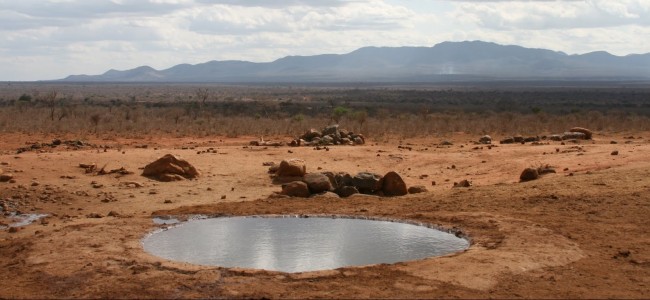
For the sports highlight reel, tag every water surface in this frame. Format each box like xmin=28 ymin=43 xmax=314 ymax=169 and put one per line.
xmin=143 ymin=216 xmax=469 ymax=273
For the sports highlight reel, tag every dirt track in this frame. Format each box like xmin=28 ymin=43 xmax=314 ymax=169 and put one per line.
xmin=0 ymin=132 xmax=649 ymax=298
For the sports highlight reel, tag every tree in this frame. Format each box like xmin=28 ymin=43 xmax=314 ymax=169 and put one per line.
xmin=331 ymin=106 xmax=349 ymax=124
xmin=196 ymin=88 xmax=210 ymax=106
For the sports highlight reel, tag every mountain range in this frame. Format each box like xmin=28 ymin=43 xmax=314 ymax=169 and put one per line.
xmin=61 ymin=41 xmax=650 ymax=82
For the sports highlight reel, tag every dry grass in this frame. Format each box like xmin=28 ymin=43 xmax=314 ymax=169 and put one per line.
xmin=1 ymin=103 xmax=649 ymax=141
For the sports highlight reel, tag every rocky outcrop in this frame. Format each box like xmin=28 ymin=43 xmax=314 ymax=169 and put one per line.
xmin=291 ymin=124 xmax=365 ymax=146
xmin=142 ymin=154 xmax=199 ymax=182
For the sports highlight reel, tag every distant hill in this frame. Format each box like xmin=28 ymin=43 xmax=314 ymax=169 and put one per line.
xmin=60 ymin=41 xmax=650 ymax=82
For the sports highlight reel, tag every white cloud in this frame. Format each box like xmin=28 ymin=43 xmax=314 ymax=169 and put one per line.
xmin=0 ymin=0 xmax=649 ymax=80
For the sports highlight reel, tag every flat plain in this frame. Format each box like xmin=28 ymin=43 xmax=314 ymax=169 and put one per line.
xmin=0 ymin=83 xmax=649 ymax=298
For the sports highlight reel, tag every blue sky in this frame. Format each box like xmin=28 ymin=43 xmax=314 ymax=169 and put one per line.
xmin=0 ymin=0 xmax=649 ymax=81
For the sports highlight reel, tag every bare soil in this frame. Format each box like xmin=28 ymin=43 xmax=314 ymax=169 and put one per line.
xmin=0 ymin=132 xmax=648 ymax=298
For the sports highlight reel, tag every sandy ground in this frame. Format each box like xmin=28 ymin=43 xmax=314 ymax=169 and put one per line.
xmin=0 ymin=132 xmax=648 ymax=298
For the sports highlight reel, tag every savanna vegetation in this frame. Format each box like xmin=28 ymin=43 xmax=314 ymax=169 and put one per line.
xmin=1 ymin=82 xmax=649 ymax=141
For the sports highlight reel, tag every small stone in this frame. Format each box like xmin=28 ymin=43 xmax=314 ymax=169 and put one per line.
xmin=220 ymin=195 xmax=226 ymax=200
xmin=453 ymin=180 xmax=471 ymax=188
xmin=520 ymin=168 xmax=539 ymax=182
xmin=611 ymin=150 xmax=619 ymax=155
xmin=408 ymin=185 xmax=428 ymax=194
xmin=163 ymin=199 xmax=172 ymax=204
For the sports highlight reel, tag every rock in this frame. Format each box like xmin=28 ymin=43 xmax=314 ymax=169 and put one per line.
xmin=303 ymin=173 xmax=334 ymax=194
xmin=569 ymin=127 xmax=593 ymax=139
xmin=440 ymin=141 xmax=453 ymax=146
xmin=276 ymin=159 xmax=307 ymax=177
xmin=310 ymin=192 xmax=340 ymax=199
xmin=611 ymin=150 xmax=619 ymax=155
xmin=334 ymin=172 xmax=354 ymax=189
xmin=351 ymin=134 xmax=365 ymax=145
xmin=52 ymin=139 xmax=62 ymax=146
xmin=523 ymin=136 xmax=536 ymax=143
xmin=520 ymin=168 xmax=539 ymax=182
xmin=500 ymin=137 xmax=515 ymax=144
xmin=562 ymin=132 xmax=586 ymax=140
xmin=0 ymin=173 xmax=14 ymax=182
xmin=352 ymin=172 xmax=383 ymax=194
xmin=301 ymin=129 xmax=322 ymax=140
xmin=381 ymin=171 xmax=408 ymax=196
xmin=321 ymin=135 xmax=334 ymax=145
xmin=86 ymin=213 xmax=103 ymax=218
xmin=322 ymin=124 xmax=339 ymax=136
xmin=158 ymin=174 xmax=185 ymax=182
xmin=281 ymin=181 xmax=310 ymax=198
xmin=268 ymin=164 xmax=280 ymax=174
xmin=549 ymin=134 xmax=563 ymax=141
xmin=479 ymin=135 xmax=492 ymax=144
xmin=453 ymin=180 xmax=471 ymax=188
xmin=336 ymin=186 xmax=359 ymax=198
xmin=408 ymin=185 xmax=428 ymax=194
xmin=513 ymin=135 xmax=524 ymax=143
xmin=142 ymin=154 xmax=199 ymax=181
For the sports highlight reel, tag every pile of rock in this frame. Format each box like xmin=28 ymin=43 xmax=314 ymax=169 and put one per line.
xmin=481 ymin=127 xmax=594 ymax=145
xmin=289 ymin=125 xmax=365 ymax=147
xmin=16 ymin=139 xmax=98 ymax=154
xmin=271 ymin=159 xmax=425 ymax=198
xmin=142 ymin=154 xmax=200 ymax=182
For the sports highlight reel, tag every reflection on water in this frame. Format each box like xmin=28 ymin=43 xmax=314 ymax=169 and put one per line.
xmin=143 ymin=216 xmax=469 ymax=273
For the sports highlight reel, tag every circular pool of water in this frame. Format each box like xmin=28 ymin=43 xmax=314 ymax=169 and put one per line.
xmin=143 ymin=216 xmax=469 ymax=273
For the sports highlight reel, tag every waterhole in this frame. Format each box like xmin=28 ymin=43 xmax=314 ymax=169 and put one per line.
xmin=143 ymin=216 xmax=469 ymax=273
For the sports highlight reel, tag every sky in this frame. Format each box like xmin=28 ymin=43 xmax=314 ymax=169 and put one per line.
xmin=1 ymin=0 xmax=649 ymax=81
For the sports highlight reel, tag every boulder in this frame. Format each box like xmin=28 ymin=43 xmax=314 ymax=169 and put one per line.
xmin=303 ymin=173 xmax=334 ymax=193
xmin=301 ymin=129 xmax=322 ymax=141
xmin=142 ymin=154 xmax=199 ymax=181
xmin=408 ymin=185 xmax=428 ymax=194
xmin=562 ymin=132 xmax=586 ymax=140
xmin=569 ymin=127 xmax=593 ymax=139
xmin=334 ymin=172 xmax=354 ymax=188
xmin=520 ymin=168 xmax=539 ymax=182
xmin=381 ymin=171 xmax=408 ymax=196
xmin=500 ymin=137 xmax=515 ymax=144
xmin=281 ymin=181 xmax=310 ymax=198
xmin=479 ymin=135 xmax=492 ymax=144
xmin=352 ymin=172 xmax=383 ymax=194
xmin=549 ymin=134 xmax=563 ymax=141
xmin=351 ymin=134 xmax=365 ymax=145
xmin=524 ymin=136 xmax=539 ymax=143
xmin=0 ymin=173 xmax=13 ymax=182
xmin=513 ymin=135 xmax=524 ymax=143
xmin=276 ymin=159 xmax=306 ymax=177
xmin=336 ymin=186 xmax=359 ymax=198
xmin=322 ymin=124 xmax=339 ymax=136
xmin=321 ymin=135 xmax=334 ymax=145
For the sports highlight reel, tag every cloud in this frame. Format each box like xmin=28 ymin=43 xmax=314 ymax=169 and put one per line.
xmin=452 ymin=0 xmax=650 ymax=30
xmin=0 ymin=0 xmax=648 ymax=80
